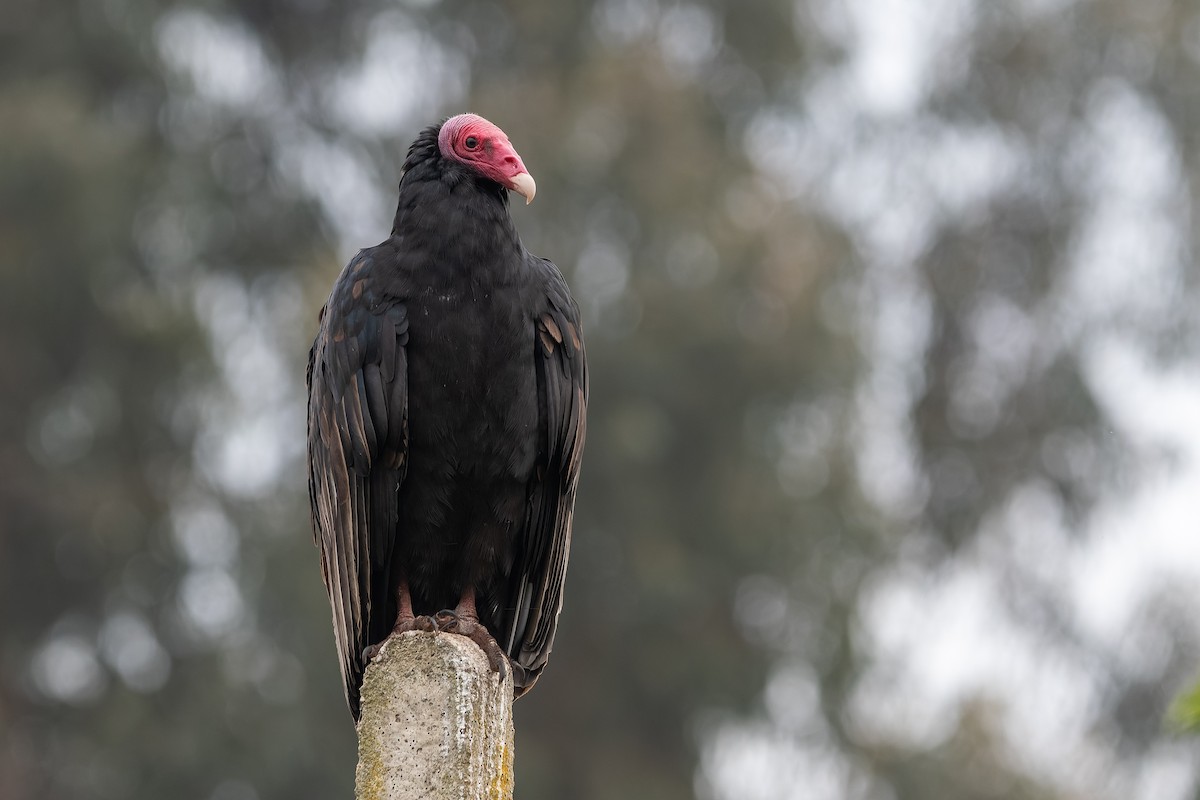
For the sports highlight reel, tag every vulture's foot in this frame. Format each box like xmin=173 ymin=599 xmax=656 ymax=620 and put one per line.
xmin=403 ymin=614 xmax=439 ymax=633
xmin=361 ymin=614 xmax=438 ymax=662
xmin=434 ymin=609 xmax=511 ymax=683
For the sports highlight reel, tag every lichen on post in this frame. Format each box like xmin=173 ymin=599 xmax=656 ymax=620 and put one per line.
xmin=354 ymin=631 xmax=515 ymax=800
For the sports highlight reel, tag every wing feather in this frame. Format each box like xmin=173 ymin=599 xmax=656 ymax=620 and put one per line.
xmin=307 ymin=253 xmax=409 ymax=718
xmin=504 ymin=259 xmax=588 ymax=696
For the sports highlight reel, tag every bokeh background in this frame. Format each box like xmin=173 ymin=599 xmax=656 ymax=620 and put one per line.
xmin=4 ymin=0 xmax=1200 ymax=797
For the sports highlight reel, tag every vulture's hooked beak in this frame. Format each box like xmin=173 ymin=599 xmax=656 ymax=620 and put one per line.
xmin=509 ymin=172 xmax=536 ymax=205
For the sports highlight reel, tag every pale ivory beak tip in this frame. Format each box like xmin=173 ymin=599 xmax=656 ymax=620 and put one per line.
xmin=510 ymin=172 xmax=536 ymax=205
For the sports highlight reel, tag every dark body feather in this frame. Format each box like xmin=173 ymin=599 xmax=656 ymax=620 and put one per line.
xmin=307 ymin=121 xmax=587 ymax=719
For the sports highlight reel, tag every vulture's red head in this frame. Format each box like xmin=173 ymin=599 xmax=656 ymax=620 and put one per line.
xmin=438 ymin=113 xmax=537 ymax=204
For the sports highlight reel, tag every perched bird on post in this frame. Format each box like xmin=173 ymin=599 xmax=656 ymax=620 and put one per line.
xmin=306 ymin=114 xmax=587 ymax=719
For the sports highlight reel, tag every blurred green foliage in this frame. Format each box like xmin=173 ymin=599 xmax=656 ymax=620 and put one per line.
xmin=3 ymin=0 xmax=1199 ymax=799
xmin=1170 ymin=679 xmax=1200 ymax=734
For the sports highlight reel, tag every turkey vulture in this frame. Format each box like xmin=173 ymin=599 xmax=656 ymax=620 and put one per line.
xmin=306 ymin=114 xmax=587 ymax=719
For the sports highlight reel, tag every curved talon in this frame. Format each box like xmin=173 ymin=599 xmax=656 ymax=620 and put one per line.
xmin=496 ymin=652 xmax=510 ymax=684
xmin=434 ymin=609 xmax=460 ymax=631
xmin=452 ymin=618 xmax=512 ymax=681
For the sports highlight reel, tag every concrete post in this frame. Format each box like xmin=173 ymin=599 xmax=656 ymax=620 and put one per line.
xmin=354 ymin=631 xmax=514 ymax=800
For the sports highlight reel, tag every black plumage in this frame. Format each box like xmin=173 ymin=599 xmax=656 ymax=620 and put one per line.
xmin=306 ymin=115 xmax=587 ymax=719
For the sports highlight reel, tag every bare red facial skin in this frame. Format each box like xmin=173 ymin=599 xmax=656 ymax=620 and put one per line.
xmin=437 ymin=114 xmax=532 ymax=192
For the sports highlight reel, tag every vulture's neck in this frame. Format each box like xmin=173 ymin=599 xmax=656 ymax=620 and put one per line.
xmin=390 ymin=159 xmax=523 ymax=267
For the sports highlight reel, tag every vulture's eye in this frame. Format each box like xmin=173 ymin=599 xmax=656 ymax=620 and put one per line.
xmin=465 ymin=136 xmax=479 ymax=149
